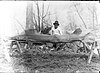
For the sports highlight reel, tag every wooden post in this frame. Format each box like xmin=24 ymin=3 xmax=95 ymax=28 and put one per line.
xmin=87 ymin=48 xmax=94 ymax=64
xmin=16 ymin=41 xmax=21 ymax=53
xmin=87 ymin=42 xmax=95 ymax=64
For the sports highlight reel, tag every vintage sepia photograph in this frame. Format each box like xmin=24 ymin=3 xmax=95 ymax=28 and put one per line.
xmin=0 ymin=1 xmax=100 ymax=73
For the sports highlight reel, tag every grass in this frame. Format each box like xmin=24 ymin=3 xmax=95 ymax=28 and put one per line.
xmin=10 ymin=50 xmax=100 ymax=73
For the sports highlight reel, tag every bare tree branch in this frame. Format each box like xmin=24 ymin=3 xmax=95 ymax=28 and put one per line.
xmin=14 ymin=22 xmax=20 ymax=35
xmin=87 ymin=6 xmax=95 ymax=29
xmin=87 ymin=4 xmax=98 ymax=30
xmin=36 ymin=2 xmax=41 ymax=32
xmin=32 ymin=11 xmax=38 ymax=29
xmin=73 ymin=3 xmax=87 ymax=29
xmin=14 ymin=18 xmax=25 ymax=31
xmin=41 ymin=3 xmax=44 ymax=31
xmin=94 ymin=10 xmax=98 ymax=25
xmin=48 ymin=11 xmax=52 ymax=26
xmin=43 ymin=4 xmax=50 ymax=18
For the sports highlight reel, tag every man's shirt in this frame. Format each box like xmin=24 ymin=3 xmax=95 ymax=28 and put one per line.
xmin=50 ymin=27 xmax=62 ymax=35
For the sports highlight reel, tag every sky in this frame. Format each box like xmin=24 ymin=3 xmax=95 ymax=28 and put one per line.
xmin=0 ymin=1 xmax=100 ymax=38
xmin=0 ymin=2 xmax=26 ymax=37
xmin=0 ymin=2 xmax=13 ymax=37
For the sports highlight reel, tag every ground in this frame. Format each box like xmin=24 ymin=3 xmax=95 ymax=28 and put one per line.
xmin=0 ymin=41 xmax=100 ymax=73
xmin=10 ymin=50 xmax=100 ymax=73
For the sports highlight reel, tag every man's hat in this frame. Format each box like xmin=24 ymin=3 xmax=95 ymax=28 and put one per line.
xmin=53 ymin=21 xmax=59 ymax=26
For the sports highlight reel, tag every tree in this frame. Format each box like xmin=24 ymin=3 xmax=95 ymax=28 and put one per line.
xmin=26 ymin=2 xmax=34 ymax=30
xmin=67 ymin=13 xmax=77 ymax=31
xmin=87 ymin=4 xmax=98 ymax=30
xmin=36 ymin=2 xmax=41 ymax=32
xmin=66 ymin=3 xmax=87 ymax=32
xmin=33 ymin=2 xmax=51 ymax=33
xmin=73 ymin=3 xmax=87 ymax=29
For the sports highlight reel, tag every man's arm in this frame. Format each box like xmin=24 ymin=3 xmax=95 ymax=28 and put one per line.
xmin=58 ymin=27 xmax=62 ymax=35
xmin=58 ymin=30 xmax=61 ymax=35
xmin=52 ymin=30 xmax=54 ymax=35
